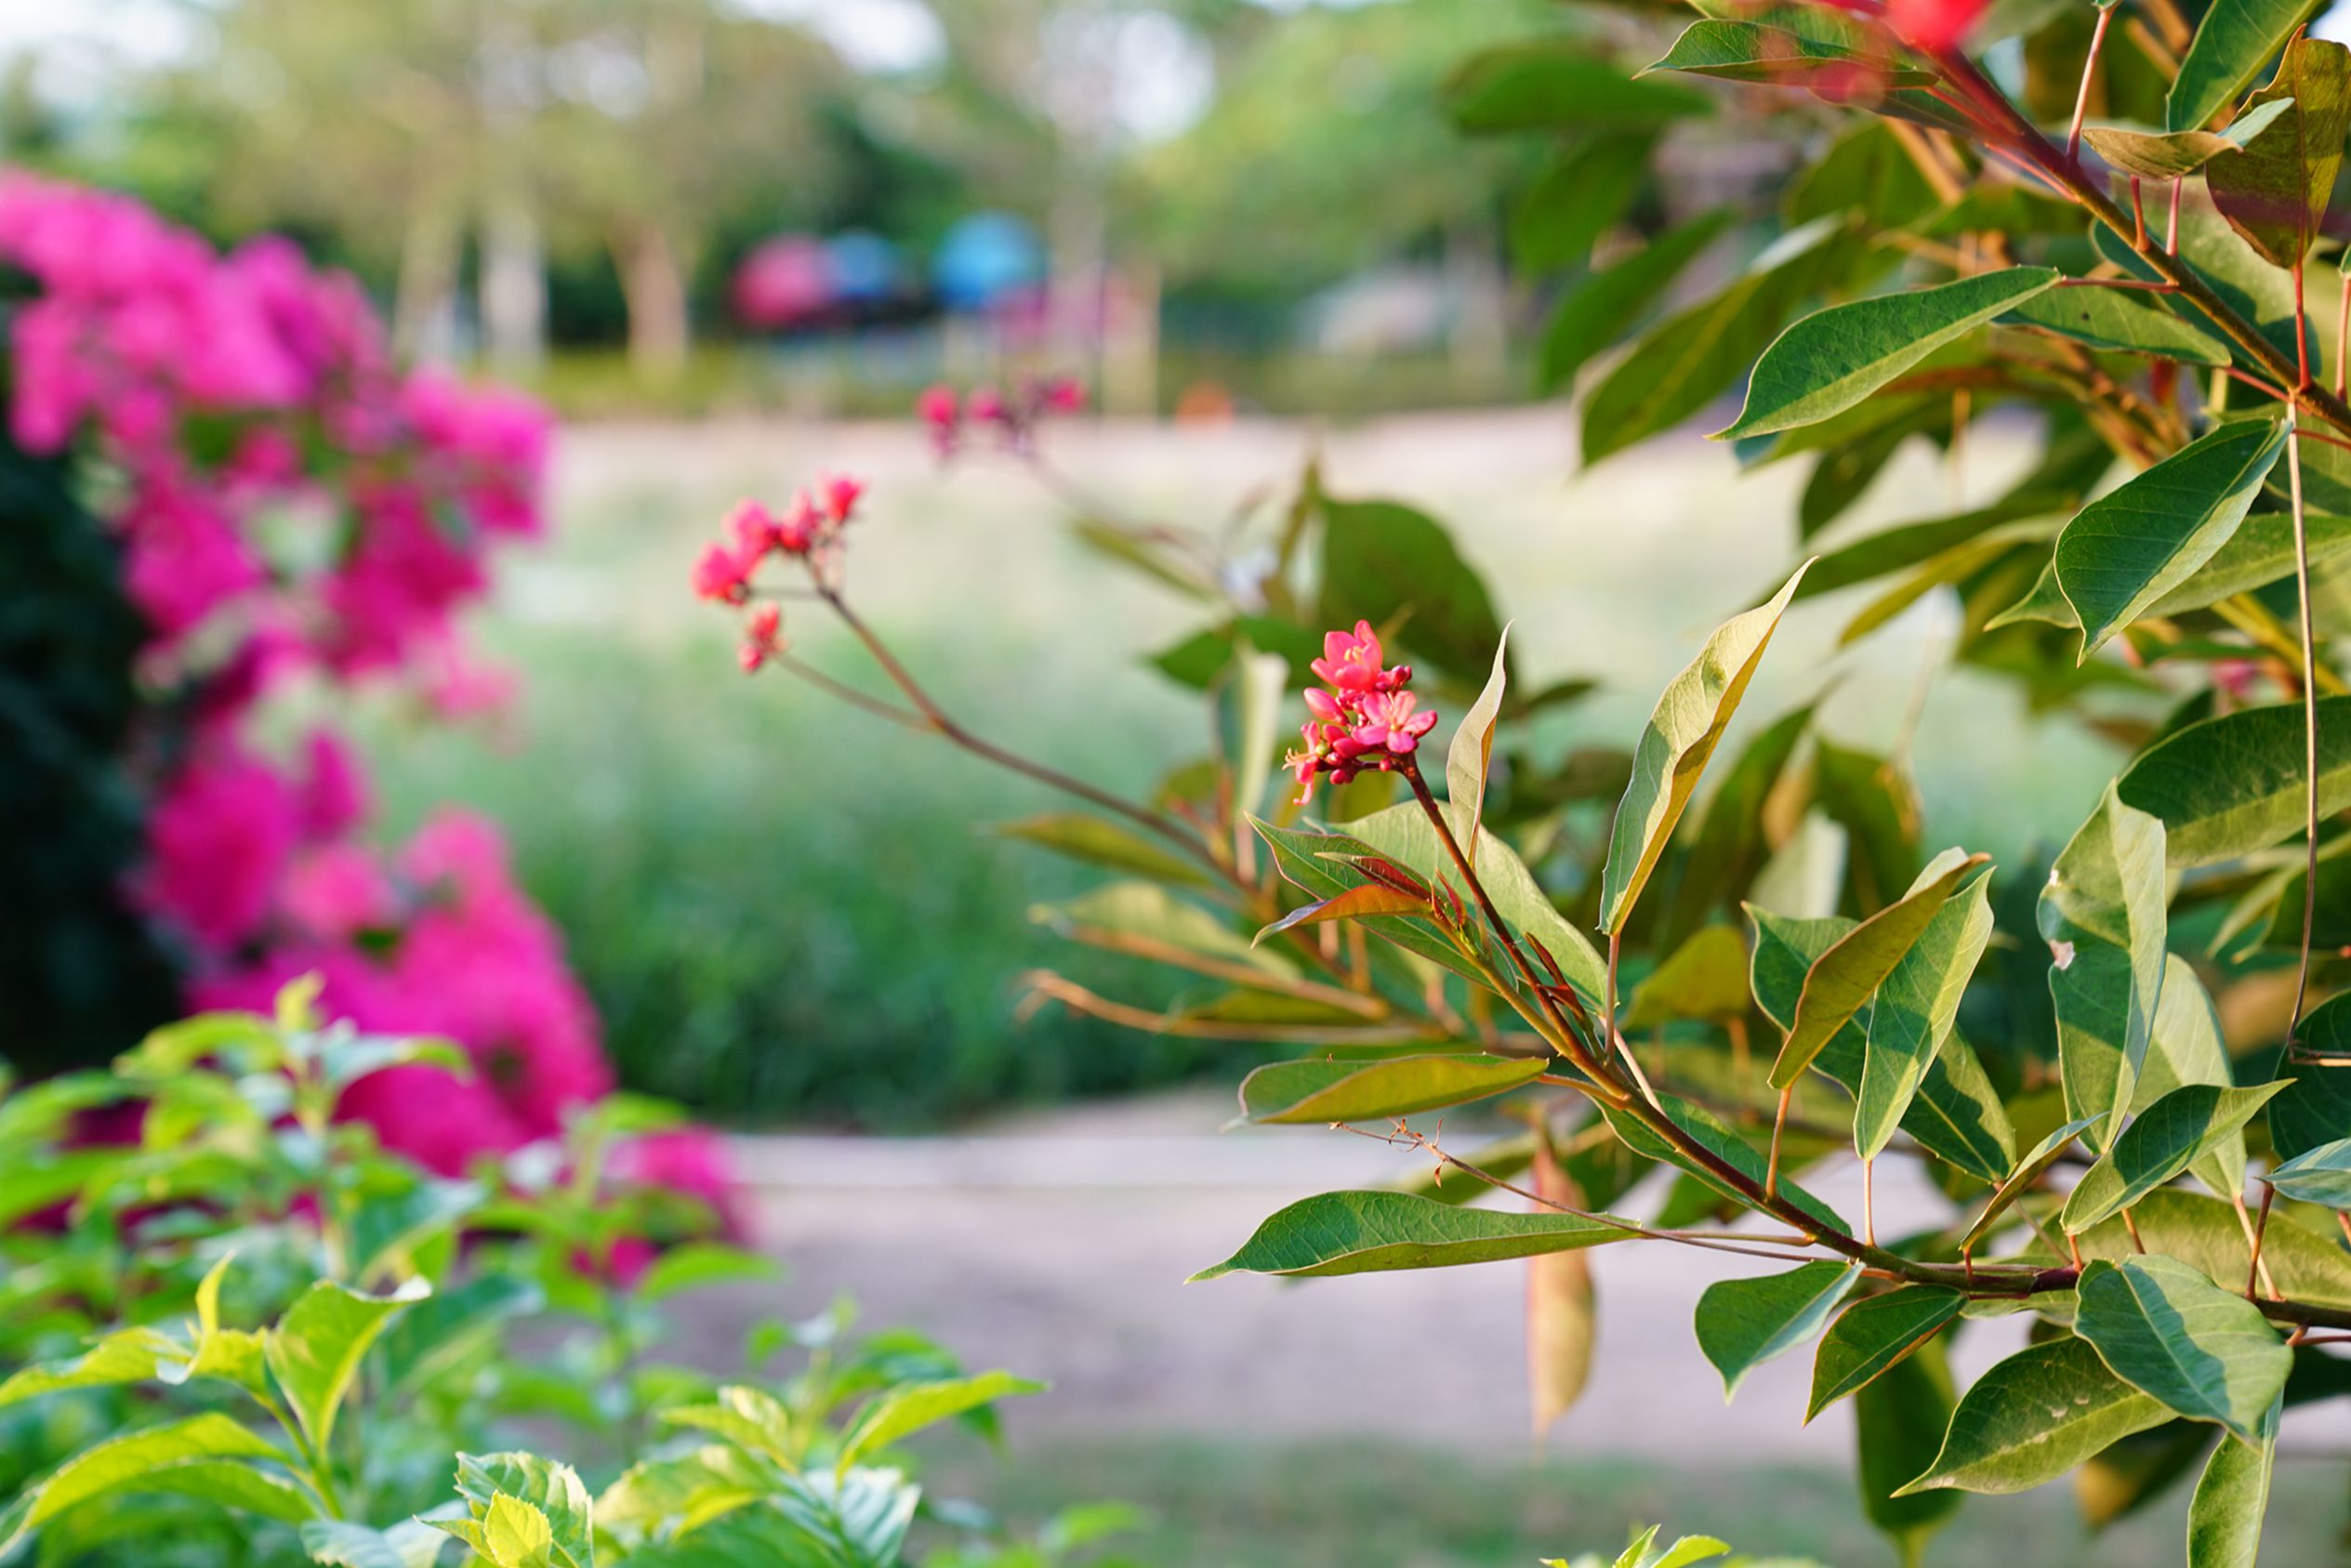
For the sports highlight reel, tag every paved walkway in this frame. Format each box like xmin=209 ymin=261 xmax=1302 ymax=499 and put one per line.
xmin=699 ymin=1091 xmax=2011 ymax=1459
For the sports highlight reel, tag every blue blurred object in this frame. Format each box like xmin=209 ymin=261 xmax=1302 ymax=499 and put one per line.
xmin=933 ymin=212 xmax=1043 ymax=310
xmin=826 ymin=231 xmax=901 ymax=303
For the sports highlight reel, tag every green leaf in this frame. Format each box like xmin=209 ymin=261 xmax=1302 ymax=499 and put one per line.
xmin=459 ymin=1495 xmax=556 ymax=1568
xmin=0 ymin=1328 xmax=178 ymax=1409
xmin=377 ymin=1274 xmax=542 ymax=1397
xmin=1808 ymin=1286 xmax=1964 ymax=1420
xmin=2075 ymin=1256 xmax=2292 ymax=1440
xmin=2168 ymin=0 xmax=2325 ymax=131
xmin=2133 ymin=956 xmax=2247 ymax=1201
xmin=2061 ymin=1084 xmax=2288 ymax=1232
xmin=1720 ymin=269 xmax=2060 ymax=440
xmin=1856 ymin=866 xmax=1994 ymax=1159
xmin=1446 ymin=39 xmax=1715 ymax=133
xmin=301 ymin=1519 xmax=452 ymax=1568
xmin=2206 ymin=37 xmax=2351 ymax=269
xmin=1643 ymin=20 xmax=1935 ymax=86
xmin=1695 ymin=1260 xmax=1859 ymax=1399
xmin=1235 ymin=1054 xmax=1546 ymax=1126
xmin=1661 ymin=703 xmax=1815 ymax=945
xmin=1 ymin=1414 xmax=298 ymax=1552
xmin=2041 ymin=786 xmax=2169 ymax=1151
xmin=2065 ymin=1188 xmax=2351 ymax=1308
xmin=1583 ymin=217 xmax=1851 ymax=464
xmin=1602 ymin=562 xmax=1812 ymax=933
xmin=264 ymin=1277 xmax=429 ymax=1453
xmin=2269 ymin=996 xmax=2351 ymax=1157
xmin=2054 ymin=420 xmax=2288 ymax=657
xmin=2265 ymin=1136 xmax=2351 ymax=1206
xmin=2186 ymin=1398 xmax=2278 ymax=1567
xmin=1446 ymin=624 xmax=1511 ymax=856
xmin=1906 ymin=1031 xmax=2018 ymax=1185
xmin=1539 ymin=211 xmax=1734 ymax=395
xmin=1513 ymin=137 xmax=1652 ymax=275
xmin=2082 ymin=99 xmax=2297 ymax=177
xmin=1856 ymin=1338 xmax=1961 ymax=1560
xmin=836 ymin=1371 xmax=1047 ymax=1472
xmin=2118 ymin=697 xmax=2351 ymax=866
xmin=1896 ymin=1337 xmax=2170 ymax=1496
xmin=2151 ymin=510 xmax=2351 ymax=615
xmin=1960 ymin=1114 xmax=2105 ymax=1254
xmin=1250 ymin=818 xmax=1489 ymax=988
xmin=1190 ymin=1190 xmax=1635 ymax=1281
xmin=1770 ymin=850 xmax=1987 ymax=1089
xmin=633 ymin=1242 xmax=781 ymax=1304
xmin=1317 ymin=495 xmax=1503 ymax=683
xmin=2001 ymin=286 xmax=2234 ymax=366
xmin=1624 ymin=924 xmax=1753 ymax=1028
xmin=456 ymin=1454 xmax=595 ymax=1568
xmin=1037 ymin=879 xmax=1294 ymax=977
xmin=995 ymin=812 xmax=1211 ymax=888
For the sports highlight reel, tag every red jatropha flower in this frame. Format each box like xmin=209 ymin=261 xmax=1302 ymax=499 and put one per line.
xmin=1311 ymin=620 xmax=1411 ymax=694
xmin=691 ymin=542 xmax=754 ymax=603
xmin=1285 ymin=619 xmax=1433 ymax=804
xmin=917 ymin=385 xmax=960 ymax=455
xmin=774 ymin=492 xmax=825 ymax=554
xmin=819 ymin=472 xmax=864 ymax=524
xmin=739 ymin=602 xmax=784 ymax=673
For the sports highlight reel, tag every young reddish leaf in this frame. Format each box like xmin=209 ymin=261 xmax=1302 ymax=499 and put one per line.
xmin=1250 ymin=882 xmax=1428 ymax=947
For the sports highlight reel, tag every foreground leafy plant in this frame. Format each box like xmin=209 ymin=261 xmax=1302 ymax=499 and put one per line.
xmin=0 ymin=985 xmax=1121 ymax=1566
xmin=696 ymin=57 xmax=2351 ymax=1538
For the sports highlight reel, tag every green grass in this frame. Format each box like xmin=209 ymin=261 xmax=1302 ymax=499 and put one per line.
xmin=927 ymin=1435 xmax=2351 ymax=1568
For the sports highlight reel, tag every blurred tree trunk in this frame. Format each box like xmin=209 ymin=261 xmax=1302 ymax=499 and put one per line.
xmin=614 ymin=223 xmax=690 ymax=380
xmin=395 ymin=202 xmax=462 ymax=364
xmin=480 ymin=200 xmax=546 ymax=373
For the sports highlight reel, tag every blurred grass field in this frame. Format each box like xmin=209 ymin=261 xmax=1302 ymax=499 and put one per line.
xmin=931 ymin=1436 xmax=2351 ymax=1567
xmin=353 ymin=408 xmax=2124 ymax=1127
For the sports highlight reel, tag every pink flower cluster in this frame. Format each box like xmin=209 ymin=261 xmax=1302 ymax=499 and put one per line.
xmin=1286 ymin=622 xmax=1438 ymax=804
xmin=0 ymin=175 xmax=679 ymax=1188
xmin=691 ymin=476 xmax=865 ymax=669
xmin=918 ymin=375 xmax=1084 ymax=457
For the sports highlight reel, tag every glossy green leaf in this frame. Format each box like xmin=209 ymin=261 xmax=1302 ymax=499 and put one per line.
xmin=1583 ymin=218 xmax=1849 ymax=464
xmin=2061 ymin=1084 xmax=2288 ymax=1232
xmin=1513 ymin=137 xmax=1651 ymax=275
xmin=1190 ymin=1190 xmax=1635 ymax=1281
xmin=2168 ymin=0 xmax=2325 ymax=131
xmin=1602 ymin=563 xmax=1811 ymax=934
xmin=1038 ymin=880 xmax=1293 ymax=977
xmin=0 ymin=1328 xmax=178 ymax=1409
xmin=1856 ymin=865 xmax=1994 ymax=1159
xmin=2075 ymin=1257 xmax=2291 ymax=1440
xmin=2001 ymin=287 xmax=2233 ymax=366
xmin=1539 ymin=211 xmax=1735 ymax=395
xmin=1318 ymin=496 xmax=1503 ymax=683
xmin=1808 ymin=1286 xmax=1963 ymax=1420
xmin=1720 ymin=269 xmax=2059 ymax=440
xmin=1895 ymin=1337 xmax=2170 ymax=1496
xmin=456 ymin=1454 xmax=595 ymax=1568
xmin=2186 ymin=1398 xmax=2278 ymax=1566
xmin=1446 ymin=624 xmax=1512 ymax=856
xmin=1857 ymin=1338 xmax=1961 ymax=1561
xmin=2206 ymin=38 xmax=2351 ymax=269
xmin=1644 ymin=20 xmax=1934 ymax=86
xmin=2066 ymin=1188 xmax=2351 ymax=1309
xmin=2041 ymin=786 xmax=2169 ymax=1151
xmin=995 ymin=812 xmax=1211 ymax=889
xmin=264 ymin=1277 xmax=429 ymax=1452
xmin=1660 ymin=702 xmax=1814 ymax=945
xmin=2152 ymin=510 xmax=2351 ymax=614
xmin=633 ymin=1243 xmax=783 ymax=1305
xmin=1235 ymin=1053 xmax=1546 ymax=1125
xmin=2054 ymin=420 xmax=2287 ymax=657
xmin=836 ymin=1370 xmax=1045 ymax=1473
xmin=1770 ymin=850 xmax=1986 ymax=1089
xmin=2118 ymin=697 xmax=2351 ymax=865
xmin=2269 ymin=995 xmax=2351 ymax=1156
xmin=1696 ymin=1260 xmax=1860 ymax=1399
